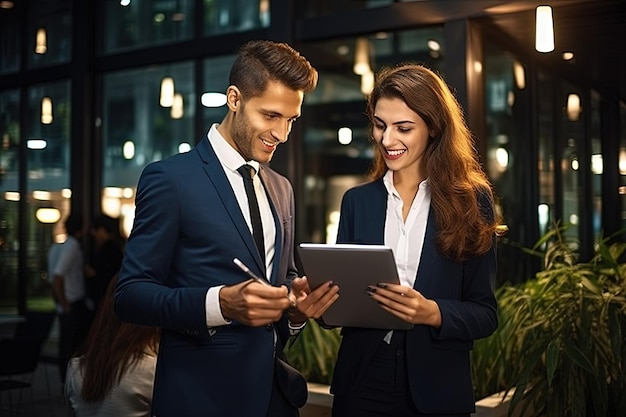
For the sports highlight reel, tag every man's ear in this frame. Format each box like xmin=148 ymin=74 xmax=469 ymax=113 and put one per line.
xmin=226 ymin=86 xmax=241 ymax=111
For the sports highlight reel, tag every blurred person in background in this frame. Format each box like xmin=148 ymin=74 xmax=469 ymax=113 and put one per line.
xmin=48 ymin=212 xmax=91 ymax=383
xmin=65 ymin=276 xmax=160 ymax=417
xmin=85 ymin=214 xmax=124 ymax=311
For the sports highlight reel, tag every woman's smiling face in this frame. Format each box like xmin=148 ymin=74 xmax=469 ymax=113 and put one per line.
xmin=372 ymin=97 xmax=431 ymax=175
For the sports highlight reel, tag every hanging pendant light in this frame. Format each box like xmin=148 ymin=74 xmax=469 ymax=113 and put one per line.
xmin=353 ymin=37 xmax=371 ymax=75
xmin=160 ymin=77 xmax=175 ymax=107
xmin=41 ymin=97 xmax=53 ymax=124
xmin=171 ymin=93 xmax=184 ymax=119
xmin=535 ymin=6 xmax=554 ymax=53
xmin=566 ymin=93 xmax=581 ymax=121
xmin=35 ymin=27 xmax=47 ymax=54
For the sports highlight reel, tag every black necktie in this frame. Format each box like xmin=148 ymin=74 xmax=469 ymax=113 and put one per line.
xmin=237 ymin=164 xmax=265 ymax=265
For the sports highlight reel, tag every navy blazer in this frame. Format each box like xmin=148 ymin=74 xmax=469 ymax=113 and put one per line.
xmin=114 ymin=137 xmax=298 ymax=417
xmin=330 ymin=179 xmax=498 ymax=414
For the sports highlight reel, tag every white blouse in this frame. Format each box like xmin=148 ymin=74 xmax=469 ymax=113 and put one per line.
xmin=382 ymin=170 xmax=431 ymax=289
xmin=65 ymin=352 xmax=157 ymax=417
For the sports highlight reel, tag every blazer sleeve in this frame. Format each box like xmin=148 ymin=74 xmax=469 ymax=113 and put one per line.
xmin=114 ymin=162 xmax=207 ymax=330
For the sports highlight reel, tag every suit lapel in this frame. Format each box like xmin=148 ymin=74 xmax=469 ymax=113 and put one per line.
xmin=196 ymin=139 xmax=265 ymax=272
xmin=414 ymin=210 xmax=438 ymax=291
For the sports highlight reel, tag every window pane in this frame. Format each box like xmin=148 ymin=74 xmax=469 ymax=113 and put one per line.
xmin=0 ymin=89 xmax=20 ymax=311
xmin=296 ymin=0 xmax=392 ymax=18
xmin=28 ymin=0 xmax=72 ymax=68
xmin=620 ymin=103 xmax=626 ymax=231
xmin=590 ymin=91 xmax=602 ymax=238
xmin=203 ymin=0 xmax=270 ymax=35
xmin=26 ymin=80 xmax=71 ymax=310
xmin=561 ymin=82 xmax=582 ymax=246
xmin=0 ymin=3 xmax=20 ymax=74
xmin=483 ymin=43 xmax=534 ymax=284
xmin=102 ymin=63 xmax=195 ymax=236
xmin=103 ymin=0 xmax=194 ymax=54
xmin=202 ymin=54 xmax=235 ymax=132
xmin=537 ymin=70 xmax=555 ymax=238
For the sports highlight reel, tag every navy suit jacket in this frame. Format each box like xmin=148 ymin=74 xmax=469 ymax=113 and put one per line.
xmin=330 ymin=179 xmax=498 ymax=414
xmin=114 ymin=137 xmax=298 ymax=416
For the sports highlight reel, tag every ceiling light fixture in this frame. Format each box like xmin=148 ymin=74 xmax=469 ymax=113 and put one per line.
xmin=159 ymin=77 xmax=175 ymax=107
xmin=353 ymin=37 xmax=371 ymax=75
xmin=36 ymin=208 xmax=61 ymax=224
xmin=41 ymin=97 xmax=53 ymax=124
xmin=171 ymin=93 xmax=184 ymax=119
xmin=201 ymin=92 xmax=227 ymax=107
xmin=535 ymin=5 xmax=554 ymax=53
xmin=35 ymin=28 xmax=47 ymax=54
xmin=513 ymin=61 xmax=526 ymax=90
xmin=566 ymin=93 xmax=582 ymax=121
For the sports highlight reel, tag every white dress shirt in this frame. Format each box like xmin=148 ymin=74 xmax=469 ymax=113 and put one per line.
xmin=382 ymin=170 xmax=431 ymax=342
xmin=382 ymin=170 xmax=431 ymax=289
xmin=204 ymin=123 xmax=277 ymax=327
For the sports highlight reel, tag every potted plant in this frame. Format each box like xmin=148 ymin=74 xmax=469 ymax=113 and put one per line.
xmin=471 ymin=225 xmax=626 ymax=416
xmin=285 ymin=319 xmax=341 ymax=385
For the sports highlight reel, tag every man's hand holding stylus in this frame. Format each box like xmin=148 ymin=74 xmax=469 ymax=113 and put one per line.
xmin=219 ymin=275 xmax=339 ymax=327
xmin=287 ymin=276 xmax=340 ymax=325
xmin=220 ymin=280 xmax=292 ymax=327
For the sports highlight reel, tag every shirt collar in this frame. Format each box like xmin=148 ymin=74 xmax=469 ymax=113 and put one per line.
xmin=207 ymin=123 xmax=261 ymax=175
xmin=382 ymin=170 xmax=430 ymax=197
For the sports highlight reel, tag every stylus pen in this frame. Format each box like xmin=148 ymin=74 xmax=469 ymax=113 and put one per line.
xmin=233 ymin=257 xmax=269 ymax=285
xmin=233 ymin=258 xmax=296 ymax=307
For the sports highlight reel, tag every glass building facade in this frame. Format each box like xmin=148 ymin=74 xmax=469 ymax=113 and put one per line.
xmin=0 ymin=0 xmax=624 ymax=314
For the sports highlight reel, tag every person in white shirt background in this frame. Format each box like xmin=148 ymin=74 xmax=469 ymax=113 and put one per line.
xmin=48 ymin=212 xmax=91 ymax=383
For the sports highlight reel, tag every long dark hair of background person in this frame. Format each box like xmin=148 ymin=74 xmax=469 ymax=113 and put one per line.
xmin=73 ymin=277 xmax=160 ymax=402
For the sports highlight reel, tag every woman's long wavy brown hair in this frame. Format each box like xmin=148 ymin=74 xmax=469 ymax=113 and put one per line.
xmin=367 ymin=64 xmax=499 ymax=261
xmin=73 ymin=276 xmax=160 ymax=402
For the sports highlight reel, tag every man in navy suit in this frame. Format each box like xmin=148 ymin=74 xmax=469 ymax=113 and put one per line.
xmin=114 ymin=40 xmax=339 ymax=417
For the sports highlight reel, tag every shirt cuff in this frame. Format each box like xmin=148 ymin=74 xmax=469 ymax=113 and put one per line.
xmin=288 ymin=320 xmax=307 ymax=336
xmin=205 ymin=285 xmax=231 ymax=328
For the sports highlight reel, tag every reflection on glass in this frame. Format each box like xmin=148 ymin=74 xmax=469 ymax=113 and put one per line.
xmin=102 ymin=63 xmax=194 ymax=234
xmin=484 ymin=42 xmax=534 ymax=283
xmin=202 ymin=55 xmax=236 ymax=131
xmin=622 ymin=104 xmax=626 ymax=230
xmin=590 ymin=91 xmax=602 ymax=237
xmin=26 ymin=80 xmax=71 ymax=309
xmin=103 ymin=0 xmax=194 ymax=53
xmin=203 ymin=0 xmax=270 ymax=36
xmin=537 ymin=70 xmax=555 ymax=221
xmin=0 ymin=90 xmax=20 ymax=310
xmin=295 ymin=0 xmax=393 ymax=18
xmin=561 ymin=83 xmax=582 ymax=244
xmin=27 ymin=0 xmax=72 ymax=68
xmin=0 ymin=3 xmax=20 ymax=74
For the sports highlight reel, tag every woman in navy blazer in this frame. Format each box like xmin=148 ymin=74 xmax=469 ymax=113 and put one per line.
xmin=330 ymin=64 xmax=500 ymax=417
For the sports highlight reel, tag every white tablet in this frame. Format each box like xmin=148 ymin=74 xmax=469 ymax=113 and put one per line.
xmin=298 ymin=243 xmax=413 ymax=330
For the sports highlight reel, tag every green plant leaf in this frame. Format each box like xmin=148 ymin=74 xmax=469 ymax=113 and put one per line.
xmin=562 ymin=341 xmax=595 ymax=374
xmin=545 ymin=340 xmax=559 ymax=387
xmin=472 ymin=224 xmax=626 ymax=416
